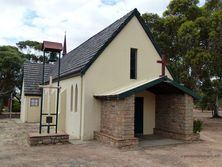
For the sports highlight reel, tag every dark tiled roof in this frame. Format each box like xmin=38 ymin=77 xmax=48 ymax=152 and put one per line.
xmin=23 ymin=8 xmax=176 ymax=95
xmin=23 ymin=62 xmax=54 ymax=95
xmin=50 ymin=8 xmax=138 ymax=79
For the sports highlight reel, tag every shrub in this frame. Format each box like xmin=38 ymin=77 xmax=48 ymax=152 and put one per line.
xmin=12 ymin=101 xmax=20 ymax=112
xmin=193 ymin=119 xmax=203 ymax=133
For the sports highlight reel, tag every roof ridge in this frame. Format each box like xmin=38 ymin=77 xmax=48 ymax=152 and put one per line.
xmin=49 ymin=8 xmax=139 ymax=80
xmin=67 ymin=8 xmax=138 ymax=57
xmin=80 ymin=9 xmax=139 ymax=74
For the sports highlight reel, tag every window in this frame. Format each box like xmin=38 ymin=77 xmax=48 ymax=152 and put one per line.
xmin=130 ymin=48 xmax=137 ymax=79
xmin=74 ymin=84 xmax=78 ymax=112
xmin=30 ymin=98 xmax=39 ymax=107
xmin=70 ymin=85 xmax=74 ymax=111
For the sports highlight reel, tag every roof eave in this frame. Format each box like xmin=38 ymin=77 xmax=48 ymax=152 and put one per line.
xmin=94 ymin=76 xmax=199 ymax=100
xmin=167 ymin=79 xmax=200 ymax=100
xmin=24 ymin=93 xmax=42 ymax=96
xmin=94 ymin=95 xmax=119 ymax=100
xmin=119 ymin=76 xmax=167 ymax=99
xmin=94 ymin=76 xmax=167 ymax=100
xmin=48 ymin=70 xmax=81 ymax=84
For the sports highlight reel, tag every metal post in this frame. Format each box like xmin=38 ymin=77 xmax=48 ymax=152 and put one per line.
xmin=55 ymin=52 xmax=61 ymax=133
xmin=39 ymin=51 xmax=46 ymax=134
xmin=47 ymin=124 xmax=50 ymax=133
xmin=9 ymin=93 xmax=12 ymax=119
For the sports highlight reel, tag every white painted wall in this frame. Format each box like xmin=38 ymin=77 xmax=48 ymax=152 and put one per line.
xmin=27 ymin=96 xmax=41 ymax=122
xmin=58 ymin=90 xmax=66 ymax=132
xmin=24 ymin=96 xmax=41 ymax=123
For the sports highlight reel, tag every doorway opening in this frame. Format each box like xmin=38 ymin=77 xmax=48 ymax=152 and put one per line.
xmin=134 ymin=97 xmax=143 ymax=137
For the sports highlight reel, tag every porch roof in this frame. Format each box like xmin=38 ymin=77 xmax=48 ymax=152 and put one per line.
xmin=94 ymin=76 xmax=199 ymax=100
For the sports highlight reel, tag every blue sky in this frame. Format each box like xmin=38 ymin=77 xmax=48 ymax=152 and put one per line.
xmin=23 ymin=9 xmax=39 ymax=27
xmin=0 ymin=0 xmax=205 ymax=51
xmin=101 ymin=0 xmax=121 ymax=5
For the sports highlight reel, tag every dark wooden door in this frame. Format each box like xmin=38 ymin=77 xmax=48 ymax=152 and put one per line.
xmin=134 ymin=97 xmax=143 ymax=136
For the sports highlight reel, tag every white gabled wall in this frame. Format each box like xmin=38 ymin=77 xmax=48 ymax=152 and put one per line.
xmin=26 ymin=96 xmax=41 ymax=122
xmin=21 ymin=95 xmax=41 ymax=123
xmin=82 ymin=16 xmax=172 ymax=140
xmin=61 ymin=76 xmax=82 ymax=139
xmin=47 ymin=76 xmax=82 ymax=139
xmin=20 ymin=81 xmax=41 ymax=123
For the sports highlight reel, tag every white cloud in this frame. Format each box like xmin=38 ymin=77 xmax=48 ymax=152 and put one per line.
xmin=0 ymin=0 xmax=205 ymax=51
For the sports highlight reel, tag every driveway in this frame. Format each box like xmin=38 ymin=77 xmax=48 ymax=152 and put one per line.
xmin=0 ymin=111 xmax=222 ymax=167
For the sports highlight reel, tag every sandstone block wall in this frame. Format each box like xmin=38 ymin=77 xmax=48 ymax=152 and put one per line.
xmin=96 ymin=95 xmax=138 ymax=147
xmin=154 ymin=94 xmax=194 ymax=139
xmin=100 ymin=95 xmax=135 ymax=139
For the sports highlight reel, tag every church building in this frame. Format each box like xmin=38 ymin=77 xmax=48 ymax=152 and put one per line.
xmin=21 ymin=9 xmax=198 ymax=147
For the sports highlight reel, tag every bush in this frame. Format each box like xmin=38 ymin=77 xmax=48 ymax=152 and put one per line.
xmin=12 ymin=101 xmax=20 ymax=112
xmin=193 ymin=119 xmax=203 ymax=133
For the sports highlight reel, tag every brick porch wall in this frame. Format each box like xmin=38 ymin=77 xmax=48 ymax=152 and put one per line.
xmin=95 ymin=95 xmax=138 ymax=147
xmin=154 ymin=94 xmax=198 ymax=140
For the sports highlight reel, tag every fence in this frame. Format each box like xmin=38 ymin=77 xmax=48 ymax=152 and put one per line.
xmin=0 ymin=112 xmax=20 ymax=119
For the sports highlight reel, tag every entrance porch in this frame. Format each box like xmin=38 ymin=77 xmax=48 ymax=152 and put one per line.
xmin=94 ymin=77 xmax=199 ymax=147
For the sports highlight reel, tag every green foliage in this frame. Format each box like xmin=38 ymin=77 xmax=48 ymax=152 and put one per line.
xmin=16 ymin=40 xmax=42 ymax=51
xmin=0 ymin=46 xmax=23 ymax=96
xmin=164 ymin=0 xmax=200 ymax=20
xmin=193 ymin=119 xmax=203 ymax=133
xmin=142 ymin=0 xmax=222 ymax=115
xmin=0 ymin=46 xmax=23 ymax=110
xmin=12 ymin=100 xmax=20 ymax=112
xmin=16 ymin=40 xmax=44 ymax=63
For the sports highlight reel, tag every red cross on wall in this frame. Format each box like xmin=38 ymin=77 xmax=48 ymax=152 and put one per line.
xmin=157 ymin=54 xmax=168 ymax=77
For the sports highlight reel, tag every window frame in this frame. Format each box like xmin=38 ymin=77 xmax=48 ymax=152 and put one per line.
xmin=74 ymin=84 xmax=78 ymax=112
xmin=30 ymin=98 xmax=39 ymax=107
xmin=70 ymin=85 xmax=74 ymax=112
xmin=130 ymin=48 xmax=137 ymax=79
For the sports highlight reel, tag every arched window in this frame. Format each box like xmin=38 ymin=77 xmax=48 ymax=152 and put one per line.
xmin=75 ymin=84 xmax=78 ymax=112
xmin=70 ymin=85 xmax=74 ymax=111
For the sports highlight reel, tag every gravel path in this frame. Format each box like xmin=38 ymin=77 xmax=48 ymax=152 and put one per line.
xmin=0 ymin=111 xmax=222 ymax=167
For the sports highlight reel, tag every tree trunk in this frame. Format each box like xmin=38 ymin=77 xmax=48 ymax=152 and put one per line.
xmin=212 ymin=95 xmax=221 ymax=118
xmin=212 ymin=105 xmax=220 ymax=117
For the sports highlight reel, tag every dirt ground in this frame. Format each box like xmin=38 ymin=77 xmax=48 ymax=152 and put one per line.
xmin=0 ymin=111 xmax=222 ymax=167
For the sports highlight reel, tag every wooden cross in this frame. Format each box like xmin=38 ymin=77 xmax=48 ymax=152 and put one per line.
xmin=39 ymin=76 xmax=61 ymax=89
xmin=39 ymin=76 xmax=61 ymax=116
xmin=157 ymin=54 xmax=168 ymax=77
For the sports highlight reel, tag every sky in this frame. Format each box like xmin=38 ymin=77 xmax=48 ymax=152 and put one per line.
xmin=0 ymin=0 xmax=205 ymax=52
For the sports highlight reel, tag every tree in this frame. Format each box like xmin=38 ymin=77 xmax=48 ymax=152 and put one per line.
xmin=205 ymin=5 xmax=222 ymax=117
xmin=0 ymin=46 xmax=23 ymax=110
xmin=16 ymin=40 xmax=58 ymax=63
xmin=142 ymin=0 xmax=222 ymax=117
xmin=16 ymin=40 xmax=43 ymax=62
xmin=16 ymin=40 xmax=42 ymax=51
